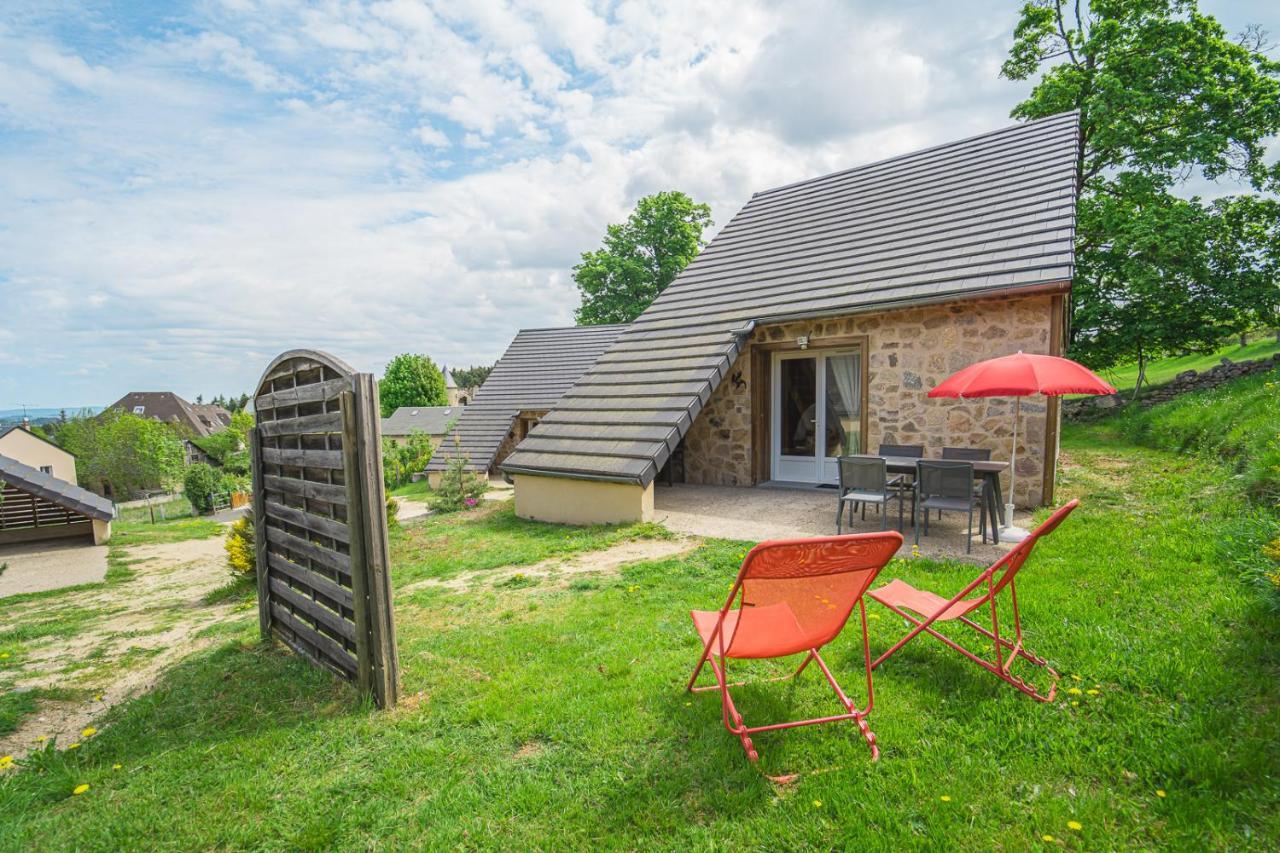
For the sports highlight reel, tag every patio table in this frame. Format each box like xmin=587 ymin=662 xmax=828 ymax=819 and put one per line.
xmin=878 ymin=455 xmax=1009 ymax=545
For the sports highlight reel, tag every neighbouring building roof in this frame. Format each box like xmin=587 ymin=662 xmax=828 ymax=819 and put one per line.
xmin=108 ymin=392 xmax=226 ymax=438
xmin=503 ymin=111 xmax=1081 ymax=487
xmin=426 ymin=325 xmax=628 ymax=473
xmin=382 ymin=406 xmax=460 ymax=437
xmin=0 ymin=453 xmax=114 ymax=520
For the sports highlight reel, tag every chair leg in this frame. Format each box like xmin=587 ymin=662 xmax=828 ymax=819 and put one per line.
xmin=880 ymin=499 xmax=888 ymax=531
xmin=966 ymin=504 xmax=973 ymax=554
xmin=835 ymin=501 xmax=843 ymax=534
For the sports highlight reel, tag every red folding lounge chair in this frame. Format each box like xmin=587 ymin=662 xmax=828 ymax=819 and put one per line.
xmin=686 ymin=531 xmax=903 ymax=762
xmin=868 ymin=499 xmax=1079 ymax=702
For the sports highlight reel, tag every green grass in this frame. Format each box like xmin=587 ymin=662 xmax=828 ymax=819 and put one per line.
xmin=110 ymin=516 xmax=224 ymax=547
xmin=1096 ymin=336 xmax=1280 ymax=392
xmin=389 ymin=479 xmax=433 ymax=499
xmin=3 ymin=427 xmax=1277 ymax=848
xmin=1098 ymin=365 xmax=1280 ymax=504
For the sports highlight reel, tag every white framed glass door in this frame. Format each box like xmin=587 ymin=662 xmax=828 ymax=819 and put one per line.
xmin=771 ymin=348 xmax=862 ymax=484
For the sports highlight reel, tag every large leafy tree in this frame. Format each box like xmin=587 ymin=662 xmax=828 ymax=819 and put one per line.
xmin=574 ymin=190 xmax=713 ymax=325
xmin=1002 ymin=0 xmax=1280 ymax=392
xmin=378 ymin=353 xmax=447 ymax=417
xmin=57 ymin=409 xmax=185 ymax=498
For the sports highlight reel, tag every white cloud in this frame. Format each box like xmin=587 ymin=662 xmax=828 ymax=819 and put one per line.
xmin=4 ymin=0 xmax=1272 ymax=406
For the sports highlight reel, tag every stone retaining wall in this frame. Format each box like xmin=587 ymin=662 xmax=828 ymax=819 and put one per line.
xmin=1064 ymin=353 xmax=1280 ymax=421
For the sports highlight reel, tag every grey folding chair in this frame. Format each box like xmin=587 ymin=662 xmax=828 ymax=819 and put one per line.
xmin=914 ymin=460 xmax=986 ymax=554
xmin=939 ymin=447 xmax=991 ymax=518
xmin=878 ymin=443 xmax=925 ymax=458
xmin=836 ymin=456 xmax=907 ymax=533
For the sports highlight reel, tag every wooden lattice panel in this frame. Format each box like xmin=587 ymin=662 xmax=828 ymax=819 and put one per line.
xmin=251 ymin=349 xmax=398 ymax=707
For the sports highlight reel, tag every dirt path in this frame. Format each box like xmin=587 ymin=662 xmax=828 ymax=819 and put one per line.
xmin=399 ymin=536 xmax=697 ymax=595
xmin=0 ymin=535 xmax=241 ymax=758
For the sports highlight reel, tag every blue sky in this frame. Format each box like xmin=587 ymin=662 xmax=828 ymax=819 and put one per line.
xmin=1 ymin=0 xmax=1277 ymax=408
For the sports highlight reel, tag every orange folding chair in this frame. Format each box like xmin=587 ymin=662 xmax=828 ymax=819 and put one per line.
xmin=686 ymin=531 xmax=903 ymax=762
xmin=868 ymin=499 xmax=1079 ymax=701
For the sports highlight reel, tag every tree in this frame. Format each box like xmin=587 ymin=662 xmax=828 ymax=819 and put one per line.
xmin=573 ymin=190 xmax=713 ymax=325
xmin=379 ymin=353 xmax=448 ymax=417
xmin=450 ymin=364 xmax=494 ymax=393
xmin=183 ymin=463 xmax=221 ymax=513
xmin=382 ymin=430 xmax=434 ymax=490
xmin=57 ymin=409 xmax=185 ymax=498
xmin=1002 ymin=0 xmax=1280 ymax=392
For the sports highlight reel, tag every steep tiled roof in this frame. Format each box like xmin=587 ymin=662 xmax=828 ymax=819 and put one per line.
xmin=382 ymin=406 xmax=459 ymax=437
xmin=108 ymin=392 xmax=225 ymax=438
xmin=502 ymin=112 xmax=1081 ymax=487
xmin=425 ymin=325 xmax=627 ymax=473
xmin=0 ymin=453 xmax=114 ymax=520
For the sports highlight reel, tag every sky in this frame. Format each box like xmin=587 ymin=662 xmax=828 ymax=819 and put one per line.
xmin=1 ymin=0 xmax=1277 ymax=409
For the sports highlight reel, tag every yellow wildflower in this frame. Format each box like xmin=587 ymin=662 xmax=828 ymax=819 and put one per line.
xmin=813 ymin=799 xmax=822 ymax=808
xmin=1070 ymin=674 xmax=1082 ymax=682
xmin=34 ymin=735 xmax=46 ymax=743
xmin=1066 ymin=687 xmax=1082 ymax=695
xmin=0 ymin=652 xmax=8 ymax=659
xmin=73 ymin=784 xmax=89 ymax=795
xmin=940 ymin=795 xmax=952 ymax=802
xmin=94 ymin=694 xmax=103 ymax=701
xmin=1156 ymin=789 xmax=1166 ymax=798
xmin=1067 ymin=820 xmax=1083 ymax=831
xmin=1086 ymin=689 xmax=1100 ymax=696
xmin=1070 ymin=701 xmax=1079 ymax=707
xmin=67 ymin=742 xmax=81 ymax=750
xmin=81 ymin=727 xmax=97 ymax=738
xmin=1042 ymin=835 xmax=1055 ymax=842
xmin=113 ymin=763 xmax=122 ymax=771
xmin=0 ymin=755 xmax=12 ymax=768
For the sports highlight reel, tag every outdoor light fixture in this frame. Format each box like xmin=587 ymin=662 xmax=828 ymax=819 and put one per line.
xmin=796 ymin=336 xmax=809 ymax=350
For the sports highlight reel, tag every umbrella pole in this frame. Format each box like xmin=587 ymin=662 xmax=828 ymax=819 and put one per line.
xmin=1002 ymin=397 xmax=1029 ymax=541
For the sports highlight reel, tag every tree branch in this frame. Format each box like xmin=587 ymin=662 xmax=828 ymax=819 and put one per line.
xmin=1057 ymin=0 xmax=1081 ymax=66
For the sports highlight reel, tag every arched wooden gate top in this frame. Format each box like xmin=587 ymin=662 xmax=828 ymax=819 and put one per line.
xmin=254 ymin=348 xmax=358 ymax=403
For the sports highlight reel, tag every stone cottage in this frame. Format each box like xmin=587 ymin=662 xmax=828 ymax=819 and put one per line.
xmin=502 ymin=112 xmax=1079 ymax=524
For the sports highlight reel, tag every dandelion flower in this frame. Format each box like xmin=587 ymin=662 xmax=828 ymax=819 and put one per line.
xmin=0 ymin=755 xmax=12 ymax=768
xmin=113 ymin=764 xmax=122 ymax=771
xmin=1156 ymin=789 xmax=1166 ymax=798
xmin=35 ymin=735 xmax=46 ymax=743
xmin=67 ymin=742 xmax=81 ymax=750
xmin=940 ymin=795 xmax=952 ymax=802
xmin=1066 ymin=687 xmax=1082 ymax=696
xmin=73 ymin=784 xmax=89 ymax=795
xmin=1067 ymin=820 xmax=1083 ymax=831
xmin=1086 ymin=689 xmax=1100 ymax=696
xmin=94 ymin=694 xmax=103 ymax=701
xmin=1070 ymin=701 xmax=1079 ymax=707
xmin=81 ymin=727 xmax=97 ymax=738
xmin=1042 ymin=835 xmax=1055 ymax=842
xmin=813 ymin=799 xmax=822 ymax=808
xmin=1071 ymin=674 xmax=1082 ymax=682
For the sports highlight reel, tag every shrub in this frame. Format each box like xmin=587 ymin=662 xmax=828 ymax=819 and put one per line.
xmin=385 ymin=493 xmax=400 ymax=526
xmin=383 ymin=430 xmax=434 ymax=490
xmin=225 ymin=512 xmax=255 ymax=577
xmin=434 ymin=455 xmax=487 ymax=512
xmin=183 ymin=463 xmax=221 ymax=513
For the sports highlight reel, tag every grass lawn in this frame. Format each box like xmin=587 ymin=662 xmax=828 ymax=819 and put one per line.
xmin=1093 ymin=336 xmax=1280 ymax=393
xmin=2 ymin=424 xmax=1278 ymax=848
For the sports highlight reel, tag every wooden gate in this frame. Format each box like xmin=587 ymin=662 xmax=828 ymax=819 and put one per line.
xmin=250 ymin=349 xmax=398 ymax=707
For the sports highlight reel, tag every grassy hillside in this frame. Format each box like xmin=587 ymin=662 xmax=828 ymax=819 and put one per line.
xmin=1095 ymin=337 xmax=1280 ymax=392
xmin=1091 ymin=365 xmax=1280 ymax=505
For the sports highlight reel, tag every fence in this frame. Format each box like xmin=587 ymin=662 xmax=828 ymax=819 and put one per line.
xmin=250 ymin=349 xmax=399 ymax=708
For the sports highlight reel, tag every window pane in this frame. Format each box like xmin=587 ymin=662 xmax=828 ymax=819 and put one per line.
xmin=825 ymin=353 xmax=860 ymax=458
xmin=780 ymin=358 xmax=817 ymax=457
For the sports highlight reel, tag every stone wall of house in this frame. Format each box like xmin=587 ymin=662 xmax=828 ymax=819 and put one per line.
xmin=491 ymin=410 xmax=547 ymax=473
xmin=681 ymin=294 xmax=1058 ymax=507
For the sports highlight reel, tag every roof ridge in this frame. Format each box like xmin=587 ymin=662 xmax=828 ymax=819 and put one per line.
xmin=754 ymin=111 xmax=1079 ymax=200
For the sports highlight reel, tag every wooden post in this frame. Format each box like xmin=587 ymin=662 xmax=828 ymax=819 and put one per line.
xmin=353 ymin=373 xmax=399 ymax=708
xmin=341 ymin=389 xmax=375 ymax=699
xmin=249 ymin=427 xmax=272 ymax=639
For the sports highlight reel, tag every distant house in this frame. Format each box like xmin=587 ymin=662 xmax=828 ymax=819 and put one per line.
xmin=441 ymin=366 xmax=469 ymax=407
xmin=108 ymin=392 xmax=231 ymax=465
xmin=503 ymin=113 xmax=1080 ymax=524
xmin=382 ymin=406 xmax=459 ymax=445
xmin=425 ymin=325 xmax=627 ymax=484
xmin=108 ymin=391 xmax=229 ymax=438
xmin=0 ymin=425 xmax=77 ymax=483
xmin=0 ymin=453 xmax=113 ymax=545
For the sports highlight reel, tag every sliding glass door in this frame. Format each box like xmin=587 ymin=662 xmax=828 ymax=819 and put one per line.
xmin=771 ymin=348 xmax=863 ymax=484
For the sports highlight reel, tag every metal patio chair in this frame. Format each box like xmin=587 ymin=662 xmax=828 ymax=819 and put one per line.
xmin=915 ymin=460 xmax=986 ymax=554
xmin=686 ymin=531 xmax=903 ymax=762
xmin=868 ymin=500 xmax=1079 ymax=701
xmin=836 ymin=456 xmax=908 ymax=533
xmin=878 ymin=443 xmax=925 ymax=458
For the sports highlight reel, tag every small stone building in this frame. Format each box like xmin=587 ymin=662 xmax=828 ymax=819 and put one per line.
xmin=503 ymin=112 xmax=1080 ymax=524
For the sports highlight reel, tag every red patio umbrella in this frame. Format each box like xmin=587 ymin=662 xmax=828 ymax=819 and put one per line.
xmin=928 ymin=351 xmax=1115 ymax=539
